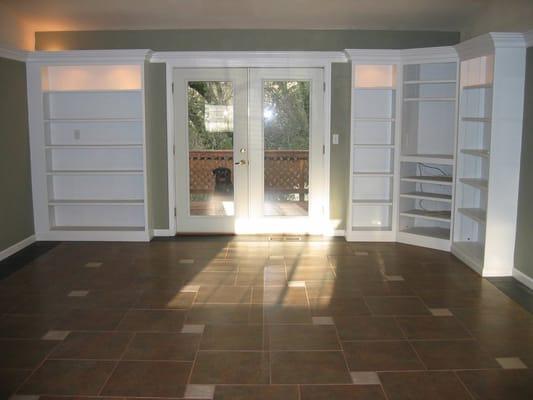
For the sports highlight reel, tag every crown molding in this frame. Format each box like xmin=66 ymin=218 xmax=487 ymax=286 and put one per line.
xmin=455 ymin=33 xmax=495 ymax=60
xmin=344 ymin=49 xmax=401 ymax=63
xmin=490 ymin=32 xmax=526 ymax=48
xmin=0 ymin=47 xmax=29 ymax=62
xmin=401 ymin=46 xmax=457 ymax=64
xmin=150 ymin=51 xmax=347 ymax=66
xmin=26 ymin=49 xmax=152 ymax=64
xmin=524 ymin=30 xmax=533 ymax=48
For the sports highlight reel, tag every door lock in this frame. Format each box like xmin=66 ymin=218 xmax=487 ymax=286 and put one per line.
xmin=235 ymin=160 xmax=247 ymax=166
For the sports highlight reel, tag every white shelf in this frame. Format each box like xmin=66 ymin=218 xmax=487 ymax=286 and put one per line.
xmin=401 ymin=175 xmax=453 ymax=185
xmin=351 ymin=226 xmax=393 ymax=232
xmin=463 ymin=83 xmax=492 ymax=90
xmin=46 ymin=169 xmax=144 ymax=176
xmin=461 ymin=117 xmax=491 ymax=122
xmin=353 ymin=172 xmax=394 ymax=177
xmin=354 ymin=144 xmax=395 ymax=149
xmin=401 ymin=154 xmax=454 ymax=165
xmin=354 ymin=86 xmax=396 ymax=90
xmin=400 ymin=209 xmax=451 ymax=222
xmin=51 ymin=225 xmax=145 ymax=232
xmin=404 ymin=80 xmax=456 ymax=85
xmin=460 ymin=178 xmax=488 ymax=190
xmin=49 ymin=199 xmax=144 ymax=206
xmin=45 ymin=144 xmax=143 ymax=149
xmin=43 ymin=89 xmax=143 ymax=94
xmin=352 ymin=199 xmax=393 ymax=206
xmin=400 ymin=191 xmax=452 ymax=203
xmin=403 ymin=97 xmax=456 ymax=102
xmin=45 ymin=118 xmax=143 ymax=123
xmin=353 ymin=117 xmax=396 ymax=122
xmin=400 ymin=226 xmax=450 ymax=240
xmin=458 ymin=208 xmax=486 ymax=224
xmin=461 ymin=149 xmax=490 ymax=158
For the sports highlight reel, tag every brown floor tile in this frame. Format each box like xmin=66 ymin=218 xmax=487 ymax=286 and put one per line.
xmin=271 ymin=351 xmax=351 ymax=384
xmin=190 ymin=351 xmax=269 ymax=384
xmin=267 ymin=325 xmax=340 ymax=350
xmin=136 ymin=289 xmax=195 ymax=309
xmin=101 ymin=360 xmax=191 ymax=397
xmin=334 ymin=316 xmax=404 ymax=341
xmin=117 ymin=309 xmax=186 ymax=331
xmin=396 ymin=316 xmax=472 ymax=340
xmin=123 ymin=332 xmax=200 ymax=361
xmin=0 ymin=314 xmax=56 ymax=339
xmin=253 ymin=287 xmax=308 ymax=306
xmin=305 ymin=281 xmax=362 ymax=299
xmin=200 ymin=324 xmax=264 ymax=350
xmin=343 ymin=341 xmax=425 ymax=371
xmin=0 ymin=368 xmax=32 ymax=399
xmin=188 ymin=272 xmax=237 ymax=286
xmin=186 ymin=304 xmax=260 ymax=325
xmin=214 ymin=385 xmax=299 ymax=400
xmin=19 ymin=359 xmax=116 ymax=396
xmin=358 ymin=281 xmax=414 ymax=296
xmin=195 ymin=286 xmax=252 ymax=304
xmin=364 ymin=297 xmax=430 ymax=316
xmin=52 ymin=308 xmax=126 ymax=331
xmin=264 ymin=305 xmax=312 ymax=324
xmin=457 ymin=369 xmax=533 ymax=400
xmin=411 ymin=340 xmax=500 ymax=370
xmin=289 ymin=269 xmax=335 ymax=281
xmin=309 ymin=297 xmax=370 ymax=316
xmin=300 ymin=384 xmax=386 ymax=400
xmin=379 ymin=371 xmax=473 ymax=400
xmin=50 ymin=332 xmax=132 ymax=360
xmin=0 ymin=339 xmax=57 ymax=368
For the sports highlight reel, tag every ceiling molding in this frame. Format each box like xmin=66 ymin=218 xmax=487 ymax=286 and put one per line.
xmin=344 ymin=49 xmax=402 ymax=63
xmin=0 ymin=47 xmax=29 ymax=62
xmin=523 ymin=30 xmax=533 ymax=48
xmin=150 ymin=51 xmax=347 ymax=66
xmin=490 ymin=32 xmax=526 ymax=49
xmin=27 ymin=49 xmax=152 ymax=63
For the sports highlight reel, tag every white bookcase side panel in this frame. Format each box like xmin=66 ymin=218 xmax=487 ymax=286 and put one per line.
xmin=353 ymin=90 xmax=395 ymax=119
xmin=353 ymin=120 xmax=394 ymax=145
xmin=353 ymin=147 xmax=393 ymax=173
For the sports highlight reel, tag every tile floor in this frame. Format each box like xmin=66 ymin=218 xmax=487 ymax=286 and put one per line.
xmin=1 ymin=237 xmax=533 ymax=399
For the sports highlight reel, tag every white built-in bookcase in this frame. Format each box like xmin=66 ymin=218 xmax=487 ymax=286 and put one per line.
xmin=345 ymin=51 xmax=401 ymax=241
xmin=452 ymin=34 xmax=526 ymax=276
xmin=26 ymin=51 xmax=153 ymax=241
xmin=397 ymin=48 xmax=459 ymax=251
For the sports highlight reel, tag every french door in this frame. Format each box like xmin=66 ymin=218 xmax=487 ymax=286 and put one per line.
xmin=173 ymin=67 xmax=324 ymax=234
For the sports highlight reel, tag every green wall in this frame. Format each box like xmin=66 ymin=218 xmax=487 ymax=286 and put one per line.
xmin=35 ymin=29 xmax=460 ymax=230
xmin=0 ymin=57 xmax=34 ymax=251
xmin=514 ymin=47 xmax=533 ymax=281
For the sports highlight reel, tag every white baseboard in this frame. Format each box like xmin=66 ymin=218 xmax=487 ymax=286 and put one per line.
xmin=0 ymin=235 xmax=36 ymax=262
xmin=333 ymin=229 xmax=345 ymax=237
xmin=513 ymin=268 xmax=533 ymax=290
xmin=153 ymin=229 xmax=176 ymax=237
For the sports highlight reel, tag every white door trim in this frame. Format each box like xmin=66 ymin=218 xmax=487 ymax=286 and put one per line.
xmin=158 ymin=51 xmax=345 ymax=235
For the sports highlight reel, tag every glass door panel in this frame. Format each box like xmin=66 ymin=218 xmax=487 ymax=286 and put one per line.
xmin=263 ymin=80 xmax=310 ymax=216
xmin=187 ymin=81 xmax=235 ymax=216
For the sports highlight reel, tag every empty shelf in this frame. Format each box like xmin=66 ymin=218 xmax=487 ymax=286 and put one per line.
xmin=458 ymin=208 xmax=486 ymax=224
xmin=461 ymin=117 xmax=491 ymax=122
xmin=354 ymin=86 xmax=396 ymax=90
xmin=401 ymin=154 xmax=454 ymax=165
xmin=400 ymin=209 xmax=451 ymax=222
xmin=352 ymin=199 xmax=393 ymax=205
xmin=354 ymin=144 xmax=395 ymax=149
xmin=404 ymin=80 xmax=456 ymax=85
xmin=45 ymin=144 xmax=143 ymax=149
xmin=351 ymin=226 xmax=393 ymax=232
xmin=51 ymin=226 xmax=145 ymax=232
xmin=463 ymin=83 xmax=492 ymax=90
xmin=400 ymin=227 xmax=451 ymax=240
xmin=404 ymin=97 xmax=455 ymax=102
xmin=49 ymin=199 xmax=144 ymax=206
xmin=461 ymin=149 xmax=490 ymax=158
xmin=353 ymin=172 xmax=394 ymax=177
xmin=46 ymin=170 xmax=144 ymax=175
xmin=45 ymin=118 xmax=143 ymax=123
xmin=400 ymin=192 xmax=452 ymax=202
xmin=401 ymin=175 xmax=453 ymax=185
xmin=461 ymin=178 xmax=488 ymax=190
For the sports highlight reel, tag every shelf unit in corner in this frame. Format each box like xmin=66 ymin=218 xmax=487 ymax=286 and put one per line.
xmin=26 ymin=51 xmax=154 ymax=241
xmin=452 ymin=33 xmax=527 ymax=276
xmin=398 ymin=47 xmax=459 ymax=251
xmin=345 ymin=51 xmax=401 ymax=241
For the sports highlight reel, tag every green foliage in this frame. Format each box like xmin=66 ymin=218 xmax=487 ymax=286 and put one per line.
xmin=187 ymin=80 xmax=310 ymax=151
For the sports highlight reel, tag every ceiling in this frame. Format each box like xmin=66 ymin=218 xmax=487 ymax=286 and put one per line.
xmin=2 ymin=0 xmax=487 ymax=32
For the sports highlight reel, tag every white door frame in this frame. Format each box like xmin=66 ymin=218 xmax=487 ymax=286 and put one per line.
xmin=150 ymin=51 xmax=347 ymax=236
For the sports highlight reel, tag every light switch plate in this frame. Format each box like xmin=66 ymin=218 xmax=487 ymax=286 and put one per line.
xmin=332 ymin=134 xmax=339 ymax=144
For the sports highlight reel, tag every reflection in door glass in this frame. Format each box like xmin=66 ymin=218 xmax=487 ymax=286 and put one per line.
xmin=263 ymin=81 xmax=310 ymax=216
xmin=187 ymin=81 xmax=234 ymax=216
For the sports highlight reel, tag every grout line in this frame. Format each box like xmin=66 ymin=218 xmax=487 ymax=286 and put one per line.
xmin=96 ymin=331 xmax=136 ymax=396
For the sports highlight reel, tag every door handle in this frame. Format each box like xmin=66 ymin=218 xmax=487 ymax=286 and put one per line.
xmin=235 ymin=160 xmax=247 ymax=166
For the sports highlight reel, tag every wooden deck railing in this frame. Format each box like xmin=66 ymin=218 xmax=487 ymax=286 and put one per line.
xmin=189 ymin=150 xmax=308 ymax=199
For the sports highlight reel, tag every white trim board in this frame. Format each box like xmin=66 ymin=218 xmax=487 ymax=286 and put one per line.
xmin=153 ymin=229 xmax=175 ymax=237
xmin=0 ymin=47 xmax=28 ymax=62
xmin=0 ymin=235 xmax=36 ymax=262
xmin=513 ymin=268 xmax=533 ymax=290
xmin=525 ymin=30 xmax=533 ymax=48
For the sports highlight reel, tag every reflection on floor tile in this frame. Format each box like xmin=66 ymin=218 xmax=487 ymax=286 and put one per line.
xmin=1 ymin=238 xmax=532 ymax=399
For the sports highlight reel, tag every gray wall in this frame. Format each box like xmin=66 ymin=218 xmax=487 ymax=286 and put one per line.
xmin=514 ymin=47 xmax=533 ymax=281
xmin=35 ymin=29 xmax=460 ymax=230
xmin=0 ymin=57 xmax=34 ymax=251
